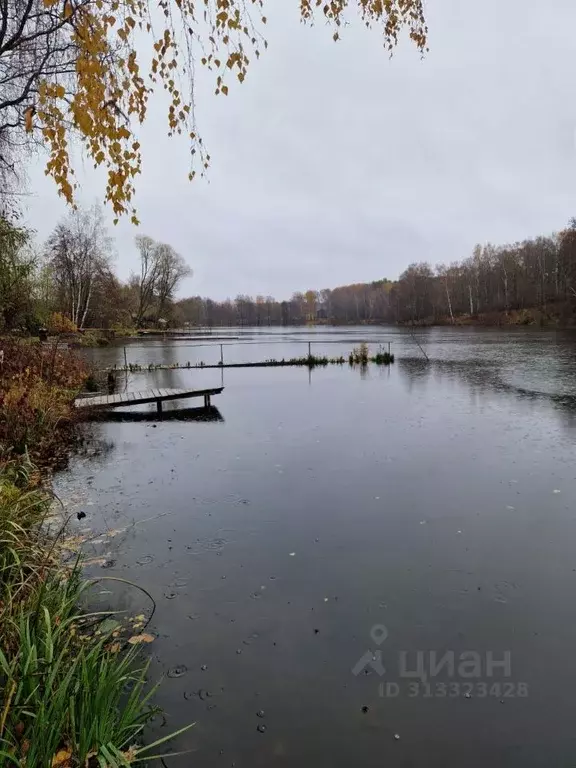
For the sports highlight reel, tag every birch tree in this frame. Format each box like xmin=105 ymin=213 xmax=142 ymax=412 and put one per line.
xmin=0 ymin=0 xmax=427 ymax=220
xmin=46 ymin=204 xmax=112 ymax=328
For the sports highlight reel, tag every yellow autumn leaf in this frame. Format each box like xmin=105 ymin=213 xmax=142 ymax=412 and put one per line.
xmin=51 ymin=749 xmax=72 ymax=767
xmin=128 ymin=633 xmax=155 ymax=644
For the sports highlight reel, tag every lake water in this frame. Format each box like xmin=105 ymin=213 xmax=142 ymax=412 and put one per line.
xmin=56 ymin=326 xmax=576 ymax=767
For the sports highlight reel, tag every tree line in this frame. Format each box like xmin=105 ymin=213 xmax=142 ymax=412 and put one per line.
xmin=175 ymin=220 xmax=576 ymax=327
xmin=2 ymin=208 xmax=576 ymax=332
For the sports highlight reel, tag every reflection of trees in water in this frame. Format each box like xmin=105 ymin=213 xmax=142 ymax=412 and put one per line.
xmin=397 ymin=356 xmax=576 ymax=430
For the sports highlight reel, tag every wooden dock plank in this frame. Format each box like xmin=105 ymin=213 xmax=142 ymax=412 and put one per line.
xmin=75 ymin=387 xmax=223 ymax=411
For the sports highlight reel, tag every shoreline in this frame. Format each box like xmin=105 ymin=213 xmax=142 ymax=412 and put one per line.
xmin=0 ymin=339 xmax=183 ymax=765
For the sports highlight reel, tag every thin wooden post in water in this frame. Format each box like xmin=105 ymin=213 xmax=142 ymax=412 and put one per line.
xmin=220 ymin=344 xmax=224 ymax=365
xmin=308 ymin=341 xmax=311 ymax=358
xmin=410 ymin=329 xmax=429 ymax=361
xmin=123 ymin=347 xmax=129 ymax=392
xmin=388 ymin=341 xmax=391 ymax=355
xmin=156 ymin=399 xmax=162 ymax=413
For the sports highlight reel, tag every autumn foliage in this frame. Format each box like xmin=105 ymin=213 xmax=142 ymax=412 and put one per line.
xmin=48 ymin=312 xmax=78 ymax=334
xmin=2 ymin=0 xmax=427 ymax=219
xmin=0 ymin=340 xmax=87 ymax=459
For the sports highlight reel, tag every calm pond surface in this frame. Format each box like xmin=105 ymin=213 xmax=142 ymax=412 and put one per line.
xmin=56 ymin=326 xmax=576 ymax=768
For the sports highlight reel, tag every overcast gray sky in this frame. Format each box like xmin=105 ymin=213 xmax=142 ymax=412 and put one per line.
xmin=24 ymin=0 xmax=576 ymax=301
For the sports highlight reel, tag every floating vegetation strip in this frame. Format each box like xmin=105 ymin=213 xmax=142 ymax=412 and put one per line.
xmin=113 ymin=349 xmax=395 ymax=373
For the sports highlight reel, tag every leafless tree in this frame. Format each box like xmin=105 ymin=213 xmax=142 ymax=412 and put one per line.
xmin=134 ymin=236 xmax=191 ymax=325
xmin=154 ymin=243 xmax=191 ymax=320
xmin=134 ymin=235 xmax=160 ymax=327
xmin=45 ymin=203 xmax=112 ymax=328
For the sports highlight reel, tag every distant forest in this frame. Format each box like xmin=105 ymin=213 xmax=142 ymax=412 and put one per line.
xmin=4 ymin=209 xmax=576 ymax=332
xmin=175 ymin=221 xmax=576 ymax=327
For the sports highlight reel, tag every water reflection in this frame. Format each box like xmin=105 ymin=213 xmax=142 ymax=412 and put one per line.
xmin=90 ymin=405 xmax=224 ymax=423
xmin=62 ymin=327 xmax=576 ymax=768
xmin=397 ymin=356 xmax=576 ymax=431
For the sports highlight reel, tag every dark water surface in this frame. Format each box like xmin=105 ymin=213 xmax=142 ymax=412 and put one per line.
xmin=57 ymin=327 xmax=576 ymax=767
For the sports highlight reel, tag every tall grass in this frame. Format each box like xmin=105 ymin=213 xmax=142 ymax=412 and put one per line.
xmin=0 ymin=461 xmax=192 ymax=767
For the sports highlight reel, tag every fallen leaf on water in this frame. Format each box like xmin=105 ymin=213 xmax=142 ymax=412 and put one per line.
xmin=106 ymin=527 xmax=127 ymax=539
xmin=99 ymin=618 xmax=121 ymax=634
xmin=128 ymin=633 xmax=155 ymax=645
xmin=51 ymin=749 xmax=72 ymax=767
xmin=109 ymin=642 xmax=121 ymax=653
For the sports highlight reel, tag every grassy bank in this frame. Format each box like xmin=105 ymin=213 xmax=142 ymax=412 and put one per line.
xmin=404 ymin=303 xmax=576 ymax=328
xmin=0 ymin=341 xmax=186 ymax=766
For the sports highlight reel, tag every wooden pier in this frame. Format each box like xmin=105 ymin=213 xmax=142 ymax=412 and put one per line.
xmin=75 ymin=387 xmax=224 ymax=413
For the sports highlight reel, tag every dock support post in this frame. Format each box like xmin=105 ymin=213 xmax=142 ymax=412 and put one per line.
xmin=204 ymin=394 xmax=211 ymax=408
xmin=157 ymin=399 xmax=162 ymax=413
xmin=308 ymin=341 xmax=311 ymax=358
xmin=220 ymin=344 xmax=224 ymax=365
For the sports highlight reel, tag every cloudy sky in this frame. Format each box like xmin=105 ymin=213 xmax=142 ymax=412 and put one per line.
xmin=24 ymin=0 xmax=576 ymax=300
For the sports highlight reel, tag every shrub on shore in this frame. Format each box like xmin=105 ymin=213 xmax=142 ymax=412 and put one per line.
xmin=0 ymin=340 xmax=87 ymax=461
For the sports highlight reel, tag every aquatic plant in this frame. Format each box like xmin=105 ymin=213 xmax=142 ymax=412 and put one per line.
xmin=114 ymin=348 xmax=392 ymax=373
xmin=372 ymin=351 xmax=395 ymax=365
xmin=349 ymin=342 xmax=370 ymax=365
